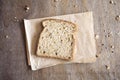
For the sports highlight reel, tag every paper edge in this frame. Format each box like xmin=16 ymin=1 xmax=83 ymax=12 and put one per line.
xmin=24 ymin=11 xmax=93 ymax=20
xmin=24 ymin=19 xmax=31 ymax=66
xmin=32 ymin=57 xmax=96 ymax=70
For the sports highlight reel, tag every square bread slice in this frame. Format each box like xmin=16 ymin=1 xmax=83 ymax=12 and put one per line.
xmin=36 ymin=19 xmax=77 ymax=60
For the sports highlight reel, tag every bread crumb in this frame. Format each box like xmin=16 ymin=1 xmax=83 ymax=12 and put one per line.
xmin=5 ymin=35 xmax=9 ymax=38
xmin=25 ymin=6 xmax=30 ymax=12
xmin=95 ymin=34 xmax=99 ymax=39
xmin=109 ymin=0 xmax=114 ymax=4
xmin=74 ymin=5 xmax=78 ymax=8
xmin=54 ymin=0 xmax=59 ymax=2
xmin=117 ymin=31 xmax=120 ymax=36
xmin=14 ymin=17 xmax=17 ymax=19
xmin=107 ymin=32 xmax=113 ymax=37
xmin=109 ymin=32 xmax=112 ymax=35
xmin=54 ymin=5 xmax=57 ymax=7
xmin=103 ymin=30 xmax=106 ymax=32
xmin=111 ymin=50 xmax=114 ymax=53
xmin=14 ymin=17 xmax=19 ymax=22
xmin=107 ymin=34 xmax=110 ymax=37
xmin=96 ymin=54 xmax=100 ymax=58
xmin=96 ymin=55 xmax=98 ymax=58
xmin=115 ymin=15 xmax=120 ymax=21
xmin=110 ymin=45 xmax=114 ymax=48
xmin=101 ymin=43 xmax=104 ymax=46
xmin=16 ymin=19 xmax=19 ymax=22
xmin=105 ymin=65 xmax=110 ymax=70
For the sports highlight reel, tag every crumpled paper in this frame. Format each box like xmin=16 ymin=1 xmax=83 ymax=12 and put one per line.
xmin=24 ymin=12 xmax=96 ymax=70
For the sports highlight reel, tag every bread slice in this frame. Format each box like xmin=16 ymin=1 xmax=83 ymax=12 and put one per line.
xmin=36 ymin=19 xmax=77 ymax=60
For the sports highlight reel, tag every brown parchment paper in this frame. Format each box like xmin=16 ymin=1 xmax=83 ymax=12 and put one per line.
xmin=24 ymin=12 xmax=96 ymax=70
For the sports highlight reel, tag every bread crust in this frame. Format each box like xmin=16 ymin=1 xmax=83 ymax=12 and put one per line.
xmin=36 ymin=18 xmax=77 ymax=60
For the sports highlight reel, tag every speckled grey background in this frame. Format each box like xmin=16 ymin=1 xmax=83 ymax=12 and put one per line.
xmin=0 ymin=0 xmax=120 ymax=80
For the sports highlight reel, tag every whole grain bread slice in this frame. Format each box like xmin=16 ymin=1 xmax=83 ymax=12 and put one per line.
xmin=36 ymin=19 xmax=77 ymax=60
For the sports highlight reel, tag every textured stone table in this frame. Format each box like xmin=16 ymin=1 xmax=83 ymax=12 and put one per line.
xmin=0 ymin=0 xmax=120 ymax=80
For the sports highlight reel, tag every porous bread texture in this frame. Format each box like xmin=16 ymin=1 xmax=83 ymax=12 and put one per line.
xmin=36 ymin=19 xmax=77 ymax=60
